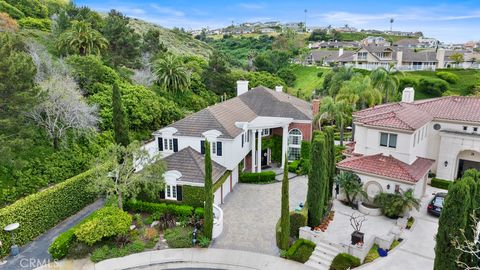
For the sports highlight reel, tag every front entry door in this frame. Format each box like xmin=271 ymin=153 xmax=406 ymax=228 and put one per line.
xmin=457 ymin=159 xmax=480 ymax=179
xmin=261 ymin=149 xmax=268 ymax=167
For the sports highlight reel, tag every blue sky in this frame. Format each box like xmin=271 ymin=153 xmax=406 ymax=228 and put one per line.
xmin=75 ymin=0 xmax=480 ymax=43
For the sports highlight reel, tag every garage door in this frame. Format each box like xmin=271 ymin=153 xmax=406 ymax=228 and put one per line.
xmin=232 ymin=166 xmax=239 ymax=188
xmin=214 ymin=188 xmax=221 ymax=205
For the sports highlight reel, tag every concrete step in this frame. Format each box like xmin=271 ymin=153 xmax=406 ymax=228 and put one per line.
xmin=305 ymin=260 xmax=329 ymax=270
xmin=314 ymin=246 xmax=338 ymax=257
xmin=315 ymin=241 xmax=340 ymax=254
xmin=310 ymin=253 xmax=333 ymax=265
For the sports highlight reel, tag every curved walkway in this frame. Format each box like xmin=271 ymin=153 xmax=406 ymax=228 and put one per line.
xmin=94 ymin=248 xmax=314 ymax=270
xmin=212 ymin=176 xmax=308 ymax=255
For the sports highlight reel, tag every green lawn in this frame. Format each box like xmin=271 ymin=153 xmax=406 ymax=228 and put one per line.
xmin=290 ymin=65 xmax=330 ymax=98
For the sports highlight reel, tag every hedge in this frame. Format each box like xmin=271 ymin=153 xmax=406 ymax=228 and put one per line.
xmin=276 ymin=209 xmax=308 ymax=248
xmin=0 ymin=166 xmax=99 ymax=258
xmin=417 ymin=77 xmax=449 ymax=97
xmin=0 ymin=1 xmax=25 ymax=19
xmin=286 ymin=238 xmax=316 ymax=263
xmin=431 ymin=178 xmax=452 ymax=190
xmin=182 ymin=185 xmax=205 ymax=208
xmin=330 ymin=253 xmax=361 ymax=270
xmin=240 ymin=171 xmax=276 ymax=183
xmin=125 ymin=199 xmax=203 ymax=218
xmin=288 ymin=160 xmax=301 ymax=173
xmin=436 ymin=71 xmax=459 ymax=84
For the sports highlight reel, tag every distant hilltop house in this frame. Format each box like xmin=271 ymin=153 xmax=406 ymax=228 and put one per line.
xmin=308 ymin=41 xmax=360 ymax=49
xmin=338 ymin=88 xmax=480 ymax=199
xmin=306 ymin=46 xmax=480 ymax=70
xmin=143 ymin=82 xmax=315 ymax=206
xmin=360 ymin=29 xmax=423 ymax=37
xmin=362 ymin=36 xmax=390 ymax=47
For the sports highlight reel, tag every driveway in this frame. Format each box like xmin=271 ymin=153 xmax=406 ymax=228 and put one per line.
xmin=212 ymin=176 xmax=308 ymax=255
xmin=359 ymin=185 xmax=442 ymax=270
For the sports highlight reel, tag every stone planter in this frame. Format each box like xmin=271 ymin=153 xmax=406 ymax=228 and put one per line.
xmin=358 ymin=202 xmax=382 ymax=216
xmin=351 ymin=231 xmax=364 ymax=245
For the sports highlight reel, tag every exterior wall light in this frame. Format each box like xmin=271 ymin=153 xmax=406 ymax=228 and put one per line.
xmin=386 ymin=184 xmax=390 ymax=190
xmin=444 ymin=161 xmax=448 ymax=167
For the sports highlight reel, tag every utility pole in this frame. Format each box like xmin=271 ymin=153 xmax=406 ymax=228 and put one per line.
xmin=304 ymin=9 xmax=307 ymax=32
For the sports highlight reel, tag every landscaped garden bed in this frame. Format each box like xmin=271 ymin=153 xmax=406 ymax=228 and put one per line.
xmin=48 ymin=199 xmax=206 ymax=263
xmin=363 ymin=239 xmax=403 ymax=264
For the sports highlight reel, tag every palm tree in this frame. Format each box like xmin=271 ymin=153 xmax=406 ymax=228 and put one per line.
xmin=399 ymin=189 xmax=421 ymax=215
xmin=370 ymin=65 xmax=400 ymax=103
xmin=314 ymin=96 xmax=351 ymax=146
xmin=56 ymin=21 xmax=108 ymax=56
xmin=336 ymin=76 xmax=382 ymax=110
xmin=154 ymin=54 xmax=190 ymax=92
xmin=334 ymin=172 xmax=367 ymax=207
xmin=328 ymin=66 xmax=356 ymax=97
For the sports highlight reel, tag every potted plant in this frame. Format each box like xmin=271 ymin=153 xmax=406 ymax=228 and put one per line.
xmin=349 ymin=213 xmax=366 ymax=245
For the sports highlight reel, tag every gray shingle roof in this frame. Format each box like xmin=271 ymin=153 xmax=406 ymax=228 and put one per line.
xmin=164 ymin=86 xmax=312 ymax=139
xmin=163 ymin=147 xmax=227 ymax=184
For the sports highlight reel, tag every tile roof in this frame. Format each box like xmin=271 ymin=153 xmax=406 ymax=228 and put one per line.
xmin=354 ymin=96 xmax=480 ymax=130
xmin=337 ymin=154 xmax=435 ymax=183
xmin=163 ymin=147 xmax=227 ymax=184
xmin=164 ymin=86 xmax=312 ymax=139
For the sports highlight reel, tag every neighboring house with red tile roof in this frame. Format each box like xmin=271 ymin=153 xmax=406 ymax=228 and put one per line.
xmin=337 ymin=87 xmax=480 ymax=199
xmin=143 ymin=81 xmax=315 ymax=207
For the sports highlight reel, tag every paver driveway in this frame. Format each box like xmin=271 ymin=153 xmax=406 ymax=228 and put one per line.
xmin=212 ymin=175 xmax=308 ymax=255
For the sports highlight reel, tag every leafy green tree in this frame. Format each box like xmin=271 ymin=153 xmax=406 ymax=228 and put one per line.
xmin=370 ymin=66 xmax=400 ymax=103
xmin=154 ymin=54 xmax=190 ymax=92
xmin=450 ymin=52 xmax=464 ymax=65
xmin=57 ymin=20 xmax=108 ymax=56
xmin=101 ymin=9 xmax=141 ymax=67
xmin=434 ymin=180 xmax=471 ymax=270
xmin=5 ymin=0 xmax=48 ymax=18
xmin=277 ymin=67 xmax=297 ymax=87
xmin=204 ymin=140 xmax=213 ymax=239
xmin=307 ymin=132 xmax=328 ymax=227
xmin=314 ymin=97 xmax=351 ymax=146
xmin=327 ymin=66 xmax=356 ymax=97
xmin=336 ymin=76 xmax=382 ymax=110
xmin=142 ymin=28 xmax=167 ymax=55
xmin=232 ymin=70 xmax=285 ymax=89
xmin=254 ymin=50 xmax=291 ymax=74
xmin=112 ymin=83 xmax=129 ymax=146
xmin=334 ymin=172 xmax=366 ymax=207
xmin=280 ymin=156 xmax=290 ymax=249
xmin=203 ymin=50 xmax=234 ymax=95
xmin=91 ymin=141 xmax=165 ymax=210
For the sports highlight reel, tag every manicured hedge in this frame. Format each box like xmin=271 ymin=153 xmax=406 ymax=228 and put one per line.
xmin=0 ymin=166 xmax=99 ymax=257
xmin=182 ymin=185 xmax=205 ymax=208
xmin=240 ymin=171 xmax=276 ymax=183
xmin=125 ymin=199 xmax=202 ymax=218
xmin=288 ymin=160 xmax=301 ymax=173
xmin=330 ymin=253 xmax=361 ymax=270
xmin=431 ymin=178 xmax=452 ymax=190
xmin=286 ymin=238 xmax=316 ymax=263
xmin=290 ymin=210 xmax=307 ymax=238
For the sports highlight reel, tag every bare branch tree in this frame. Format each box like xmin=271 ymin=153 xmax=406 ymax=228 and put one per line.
xmin=349 ymin=213 xmax=366 ymax=232
xmin=26 ymin=41 xmax=69 ymax=83
xmin=131 ymin=53 xmax=155 ymax=87
xmin=29 ymin=74 xmax=98 ymax=149
xmin=453 ymin=211 xmax=480 ymax=270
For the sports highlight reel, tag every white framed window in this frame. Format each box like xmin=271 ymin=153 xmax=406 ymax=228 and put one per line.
xmin=261 ymin=128 xmax=270 ymax=136
xmin=288 ymin=129 xmax=302 ymax=161
xmin=212 ymin=141 xmax=217 ymax=154
xmin=380 ymin=132 xmax=397 ymax=148
xmin=164 ymin=138 xmax=173 ymax=151
xmin=165 ymin=184 xmax=177 ymax=200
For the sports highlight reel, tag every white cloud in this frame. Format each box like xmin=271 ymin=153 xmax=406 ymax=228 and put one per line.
xmin=150 ymin=4 xmax=185 ymax=17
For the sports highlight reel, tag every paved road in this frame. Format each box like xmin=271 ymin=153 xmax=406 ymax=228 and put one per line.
xmin=0 ymin=199 xmax=104 ymax=270
xmin=358 ymin=185 xmax=441 ymax=270
xmin=212 ymin=175 xmax=308 ymax=255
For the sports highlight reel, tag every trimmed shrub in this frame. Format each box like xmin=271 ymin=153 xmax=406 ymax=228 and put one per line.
xmin=431 ymin=178 xmax=452 ymax=190
xmin=194 ymin=207 xmax=205 ymax=218
xmin=74 ymin=207 xmax=132 ymax=246
xmin=330 ymin=253 xmax=361 ymax=270
xmin=301 ymin=141 xmax=311 ymax=160
xmin=49 ymin=229 xmax=76 ymax=260
xmin=290 ymin=210 xmax=308 ymax=238
xmin=286 ymin=239 xmax=316 ymax=263
xmin=239 ymin=171 xmax=276 ymax=183
xmin=436 ymin=71 xmax=459 ymax=84
xmin=288 ymin=160 xmax=301 ymax=173
xmin=18 ymin=17 xmax=51 ymax=31
xmin=164 ymin=226 xmax=193 ymax=248
xmin=124 ymin=199 xmax=200 ymax=217
xmin=417 ymin=77 xmax=449 ymax=97
xmin=398 ymin=77 xmax=418 ymax=91
xmin=0 ymin=1 xmax=25 ymax=19
xmin=182 ymin=185 xmax=205 ymax=207
xmin=0 ymin=166 xmax=99 ymax=257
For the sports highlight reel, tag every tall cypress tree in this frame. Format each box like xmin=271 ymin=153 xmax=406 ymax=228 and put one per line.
xmin=324 ymin=126 xmax=336 ymax=201
xmin=203 ymin=140 xmax=213 ymax=239
xmin=280 ymin=155 xmax=290 ymax=250
xmin=307 ymin=131 xmax=328 ymax=227
xmin=460 ymin=176 xmax=478 ymax=266
xmin=112 ymin=83 xmax=129 ymax=147
xmin=434 ymin=180 xmax=471 ymax=270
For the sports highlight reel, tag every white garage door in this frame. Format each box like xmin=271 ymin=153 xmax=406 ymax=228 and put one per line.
xmin=214 ymin=188 xmax=222 ymax=205
xmin=232 ymin=166 xmax=239 ymax=188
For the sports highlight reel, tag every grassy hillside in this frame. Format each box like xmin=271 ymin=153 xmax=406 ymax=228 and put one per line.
xmin=338 ymin=32 xmax=418 ymax=42
xmin=289 ymin=65 xmax=329 ymax=98
xmin=128 ymin=18 xmax=212 ymax=58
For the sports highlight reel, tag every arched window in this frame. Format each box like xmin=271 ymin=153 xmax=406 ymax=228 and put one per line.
xmin=288 ymin=129 xmax=302 ymax=161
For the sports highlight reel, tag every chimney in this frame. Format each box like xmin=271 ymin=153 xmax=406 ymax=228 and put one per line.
xmin=401 ymin=87 xmax=415 ymax=103
xmin=275 ymin=85 xmax=283 ymax=92
xmin=339 ymin=48 xmax=344 ymax=57
xmin=312 ymin=99 xmax=320 ymax=116
xmin=436 ymin=48 xmax=445 ymax=69
xmin=236 ymin=80 xmax=249 ymax=96
xmin=396 ymin=50 xmax=403 ymax=68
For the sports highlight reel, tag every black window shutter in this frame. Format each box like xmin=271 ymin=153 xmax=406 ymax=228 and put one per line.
xmin=159 ymin=189 xmax=165 ymax=199
xmin=158 ymin=137 xmax=163 ymax=151
xmin=177 ymin=185 xmax=182 ymax=201
xmin=217 ymin=142 xmax=222 ymax=156
xmin=173 ymin=138 xmax=178 ymax=152
xmin=241 ymin=134 xmax=244 ymax=147
xmin=200 ymin=140 xmax=205 ymax=154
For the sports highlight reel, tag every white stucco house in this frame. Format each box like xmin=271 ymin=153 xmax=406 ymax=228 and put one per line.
xmin=143 ymin=81 xmax=315 ymax=206
xmin=338 ymin=88 xmax=480 ymax=199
